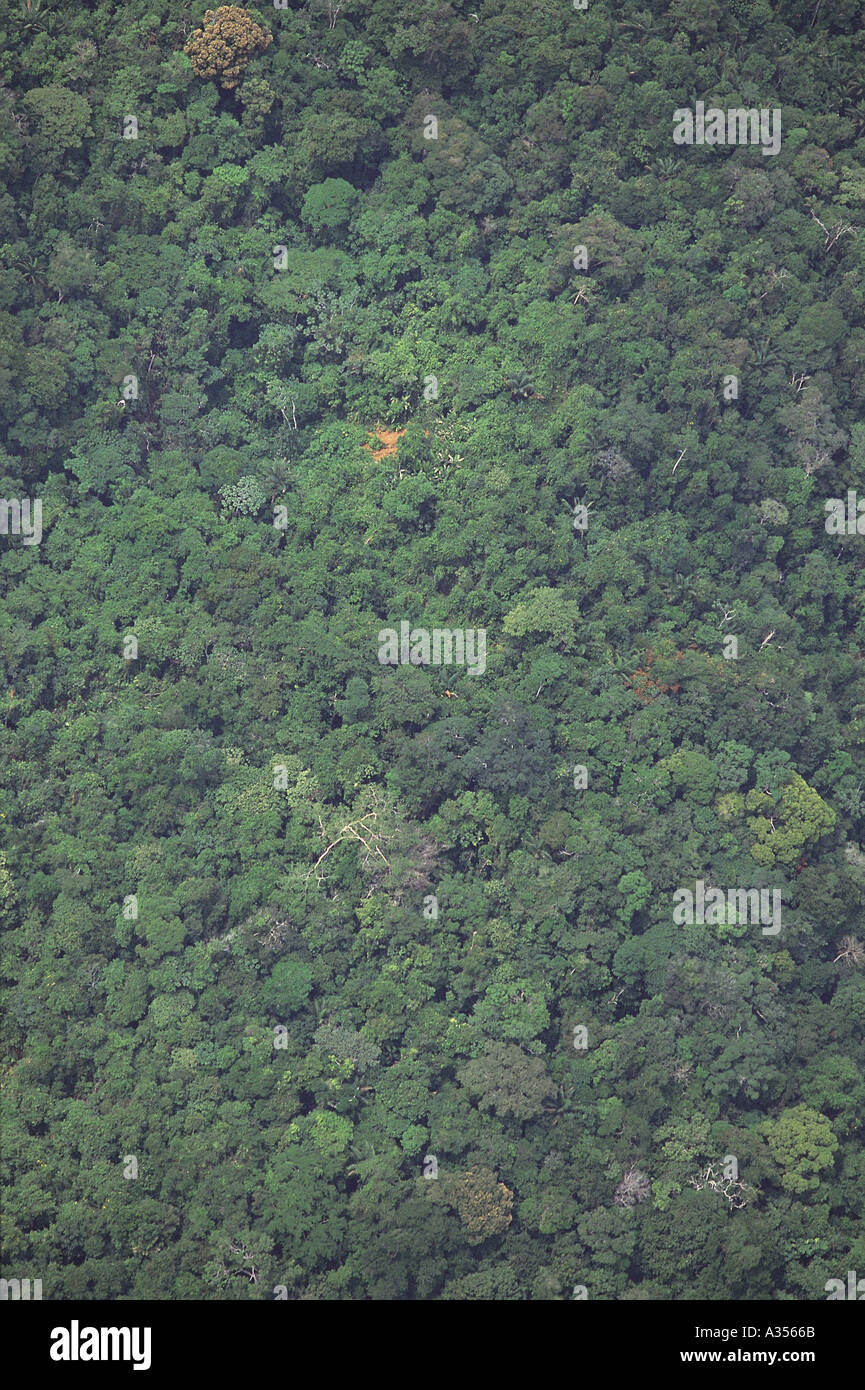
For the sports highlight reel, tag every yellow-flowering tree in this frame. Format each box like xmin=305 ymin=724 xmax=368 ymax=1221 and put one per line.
xmin=184 ymin=7 xmax=273 ymax=90
xmin=448 ymin=1166 xmax=514 ymax=1244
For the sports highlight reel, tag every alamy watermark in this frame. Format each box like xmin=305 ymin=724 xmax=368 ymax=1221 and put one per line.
xmin=50 ymin=1323 xmax=152 ymax=1370
xmin=0 ymin=498 xmax=42 ymax=546
xmin=673 ymin=102 xmax=781 ymax=156
xmin=378 ymin=621 xmax=486 ymax=676
xmin=825 ymin=1271 xmax=864 ymax=1300
xmin=0 ymin=1277 xmax=42 ymax=1300
xmin=673 ymin=880 xmax=782 ymax=935
xmin=825 ymin=490 xmax=865 ymax=535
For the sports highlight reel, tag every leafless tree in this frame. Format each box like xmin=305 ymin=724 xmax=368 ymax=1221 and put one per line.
xmin=614 ymin=1166 xmax=652 ymax=1207
xmin=808 ymin=206 xmax=854 ymax=251
xmin=833 ymin=935 xmax=865 ymax=968
xmin=688 ymin=1164 xmax=749 ymax=1210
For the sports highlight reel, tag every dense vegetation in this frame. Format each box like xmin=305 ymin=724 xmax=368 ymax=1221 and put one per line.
xmin=1 ymin=0 xmax=864 ymax=1301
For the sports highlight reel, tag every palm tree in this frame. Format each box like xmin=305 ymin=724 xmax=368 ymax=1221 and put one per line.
xmin=504 ymin=369 xmax=538 ymax=401
xmin=542 ymin=1084 xmax=574 ymax=1123
xmin=264 ymin=457 xmax=292 ymax=502
xmin=838 ymin=782 xmax=863 ymax=816
xmin=17 ymin=0 xmax=58 ymax=34
xmin=750 ymin=339 xmax=781 ymax=369
xmin=655 ymin=156 xmax=681 ymax=180
xmin=617 ymin=10 xmax=657 ymax=39
xmin=6 ymin=251 xmax=46 ymax=292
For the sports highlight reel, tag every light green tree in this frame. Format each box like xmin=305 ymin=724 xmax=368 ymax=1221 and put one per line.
xmin=746 ymin=773 xmax=836 ymax=866
xmin=765 ymin=1105 xmax=838 ymax=1194
xmin=503 ymin=587 xmax=582 ymax=650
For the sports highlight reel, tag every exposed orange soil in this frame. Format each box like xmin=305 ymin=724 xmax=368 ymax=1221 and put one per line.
xmin=364 ymin=426 xmax=406 ymax=460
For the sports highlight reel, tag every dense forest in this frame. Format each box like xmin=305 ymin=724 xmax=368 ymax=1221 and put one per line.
xmin=1 ymin=0 xmax=864 ymax=1302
